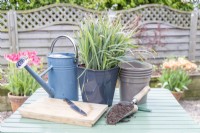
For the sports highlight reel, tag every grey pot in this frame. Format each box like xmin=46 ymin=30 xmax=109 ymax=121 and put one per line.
xmin=119 ymin=60 xmax=152 ymax=104
xmin=120 ymin=71 xmax=152 ymax=77
xmin=120 ymin=69 xmax=152 ymax=74
xmin=119 ymin=60 xmax=152 ymax=72
xmin=119 ymin=75 xmax=151 ymax=104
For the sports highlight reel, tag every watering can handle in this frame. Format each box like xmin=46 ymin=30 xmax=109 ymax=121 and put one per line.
xmin=50 ymin=35 xmax=78 ymax=61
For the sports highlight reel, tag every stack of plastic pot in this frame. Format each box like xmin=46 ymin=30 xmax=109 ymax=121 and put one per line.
xmin=119 ymin=60 xmax=152 ymax=104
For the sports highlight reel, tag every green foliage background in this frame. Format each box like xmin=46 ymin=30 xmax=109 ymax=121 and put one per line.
xmin=0 ymin=0 xmax=194 ymax=11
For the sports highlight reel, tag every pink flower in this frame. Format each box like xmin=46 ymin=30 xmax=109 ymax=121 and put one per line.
xmin=4 ymin=50 xmax=41 ymax=66
xmin=4 ymin=53 xmax=20 ymax=63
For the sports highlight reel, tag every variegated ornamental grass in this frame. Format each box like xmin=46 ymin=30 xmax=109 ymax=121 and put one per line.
xmin=76 ymin=16 xmax=139 ymax=70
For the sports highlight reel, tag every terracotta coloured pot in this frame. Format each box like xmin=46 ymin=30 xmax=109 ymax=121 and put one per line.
xmin=171 ymin=91 xmax=183 ymax=101
xmin=8 ymin=92 xmax=29 ymax=112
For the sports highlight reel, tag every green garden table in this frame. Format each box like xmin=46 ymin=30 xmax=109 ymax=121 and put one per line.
xmin=1 ymin=88 xmax=200 ymax=133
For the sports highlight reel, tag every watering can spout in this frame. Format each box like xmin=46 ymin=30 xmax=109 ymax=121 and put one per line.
xmin=16 ymin=57 xmax=55 ymax=98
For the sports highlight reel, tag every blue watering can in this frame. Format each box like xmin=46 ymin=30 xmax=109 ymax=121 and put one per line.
xmin=16 ymin=35 xmax=79 ymax=100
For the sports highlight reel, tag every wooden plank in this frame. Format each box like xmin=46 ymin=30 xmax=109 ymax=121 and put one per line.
xmin=139 ymin=35 xmax=190 ymax=41
xmin=0 ymin=40 xmax=10 ymax=48
xmin=196 ymin=31 xmax=200 ymax=35
xmin=18 ymin=39 xmax=74 ymax=48
xmin=19 ymin=47 xmax=74 ymax=56
xmin=0 ymin=32 xmax=9 ymax=39
xmin=188 ymin=10 xmax=198 ymax=60
xmin=19 ymin=98 xmax=108 ymax=127
xmin=193 ymin=50 xmax=200 ymax=56
xmin=7 ymin=10 xmax=18 ymax=53
xmin=2 ymin=128 xmax=200 ymax=133
xmin=0 ymin=48 xmax=10 ymax=54
xmin=155 ymin=51 xmax=188 ymax=58
xmin=2 ymin=127 xmax=199 ymax=133
xmin=39 ymin=25 xmax=80 ymax=31
xmin=7 ymin=114 xmax=195 ymax=122
xmin=153 ymin=43 xmax=189 ymax=51
xmin=141 ymin=24 xmax=175 ymax=29
xmin=11 ymin=107 xmax=189 ymax=118
xmin=140 ymin=36 xmax=190 ymax=44
xmin=5 ymin=117 xmax=194 ymax=124
xmin=194 ymin=43 xmax=200 ymax=50
xmin=0 ymin=48 xmax=11 ymax=65
xmin=2 ymin=121 xmax=200 ymax=129
xmin=196 ymin=37 xmax=200 ymax=43
xmin=18 ymin=31 xmax=75 ymax=39
xmin=23 ymin=99 xmax=184 ymax=105
xmin=138 ymin=29 xmax=190 ymax=36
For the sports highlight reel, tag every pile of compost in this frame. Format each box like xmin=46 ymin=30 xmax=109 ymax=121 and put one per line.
xmin=106 ymin=103 xmax=134 ymax=125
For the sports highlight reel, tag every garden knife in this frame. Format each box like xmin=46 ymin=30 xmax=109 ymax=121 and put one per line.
xmin=64 ymin=98 xmax=87 ymax=116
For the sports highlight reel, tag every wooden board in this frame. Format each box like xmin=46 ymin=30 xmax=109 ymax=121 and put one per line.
xmin=18 ymin=98 xmax=108 ymax=127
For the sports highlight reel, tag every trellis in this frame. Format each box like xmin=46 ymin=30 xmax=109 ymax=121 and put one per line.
xmin=0 ymin=4 xmax=193 ymax=32
xmin=0 ymin=4 xmax=199 ymax=64
xmin=118 ymin=5 xmax=191 ymax=29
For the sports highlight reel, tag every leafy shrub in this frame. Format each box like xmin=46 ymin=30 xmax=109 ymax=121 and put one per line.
xmin=0 ymin=0 xmax=194 ymax=11
xmin=159 ymin=68 xmax=191 ymax=92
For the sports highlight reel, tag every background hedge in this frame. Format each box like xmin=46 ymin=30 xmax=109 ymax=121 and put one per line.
xmin=0 ymin=0 xmax=195 ymax=11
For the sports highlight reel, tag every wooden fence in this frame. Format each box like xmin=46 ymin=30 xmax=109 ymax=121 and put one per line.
xmin=0 ymin=4 xmax=200 ymax=65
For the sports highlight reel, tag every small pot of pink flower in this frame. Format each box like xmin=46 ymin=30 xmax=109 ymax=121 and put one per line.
xmin=3 ymin=50 xmax=42 ymax=112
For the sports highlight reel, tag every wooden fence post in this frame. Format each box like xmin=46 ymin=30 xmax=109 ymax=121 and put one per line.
xmin=188 ymin=8 xmax=198 ymax=60
xmin=7 ymin=10 xmax=18 ymax=53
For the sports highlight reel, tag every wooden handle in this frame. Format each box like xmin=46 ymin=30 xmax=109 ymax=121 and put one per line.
xmin=132 ymin=86 xmax=151 ymax=104
xmin=132 ymin=104 xmax=138 ymax=113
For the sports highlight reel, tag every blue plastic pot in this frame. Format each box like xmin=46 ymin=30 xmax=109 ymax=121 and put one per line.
xmin=78 ymin=67 xmax=119 ymax=106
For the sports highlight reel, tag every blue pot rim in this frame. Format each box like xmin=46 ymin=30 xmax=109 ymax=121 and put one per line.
xmin=78 ymin=66 xmax=119 ymax=72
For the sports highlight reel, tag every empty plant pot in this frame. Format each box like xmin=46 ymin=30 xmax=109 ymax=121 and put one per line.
xmin=119 ymin=60 xmax=152 ymax=104
xmin=119 ymin=60 xmax=152 ymax=72
xmin=120 ymin=69 xmax=152 ymax=74
xmin=120 ymin=71 xmax=152 ymax=77
xmin=119 ymin=75 xmax=151 ymax=104
xmin=78 ymin=67 xmax=119 ymax=106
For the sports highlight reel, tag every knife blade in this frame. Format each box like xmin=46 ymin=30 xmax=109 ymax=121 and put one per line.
xmin=64 ymin=98 xmax=87 ymax=116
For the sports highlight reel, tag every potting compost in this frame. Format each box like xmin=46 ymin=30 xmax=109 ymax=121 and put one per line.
xmin=106 ymin=102 xmax=134 ymax=125
xmin=106 ymin=86 xmax=151 ymax=125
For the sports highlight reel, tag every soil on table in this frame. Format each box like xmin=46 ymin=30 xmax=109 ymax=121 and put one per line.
xmin=106 ymin=103 xmax=134 ymax=125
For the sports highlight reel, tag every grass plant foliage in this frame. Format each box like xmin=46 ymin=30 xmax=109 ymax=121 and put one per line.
xmin=76 ymin=16 xmax=139 ymax=70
